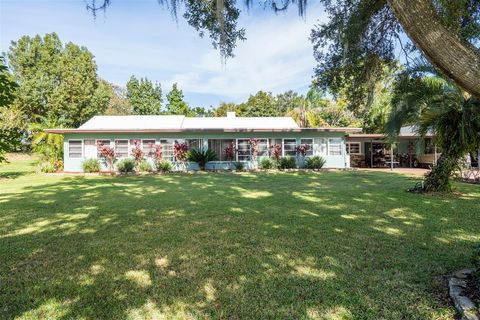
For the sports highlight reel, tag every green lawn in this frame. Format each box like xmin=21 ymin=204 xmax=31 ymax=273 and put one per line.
xmin=1 ymin=160 xmax=479 ymax=319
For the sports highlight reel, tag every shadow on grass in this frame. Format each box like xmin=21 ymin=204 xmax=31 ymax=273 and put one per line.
xmin=0 ymin=171 xmax=28 ymax=179
xmin=0 ymin=171 xmax=479 ymax=319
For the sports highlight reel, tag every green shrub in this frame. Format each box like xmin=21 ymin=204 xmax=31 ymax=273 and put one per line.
xmin=233 ymin=161 xmax=245 ymax=171
xmin=116 ymin=158 xmax=135 ymax=173
xmin=39 ymin=161 xmax=56 ymax=173
xmin=186 ymin=148 xmax=217 ymax=170
xmin=82 ymin=158 xmax=101 ymax=173
xmin=155 ymin=159 xmax=173 ymax=173
xmin=305 ymin=156 xmax=327 ymax=170
xmin=278 ymin=156 xmax=296 ymax=169
xmin=260 ymin=158 xmax=275 ymax=169
xmin=138 ymin=160 xmax=153 ymax=172
xmin=38 ymin=159 xmax=63 ymax=173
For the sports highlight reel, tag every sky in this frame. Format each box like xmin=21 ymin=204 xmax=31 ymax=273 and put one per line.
xmin=0 ymin=0 xmax=327 ymax=108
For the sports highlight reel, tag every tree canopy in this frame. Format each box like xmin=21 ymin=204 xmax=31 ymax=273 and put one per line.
xmin=311 ymin=0 xmax=480 ymax=108
xmin=7 ymin=33 xmax=110 ymax=127
xmin=103 ymin=83 xmax=133 ymax=115
xmin=0 ymin=57 xmax=21 ymax=163
xmin=126 ymin=76 xmax=163 ymax=115
xmin=165 ymin=83 xmax=190 ymax=115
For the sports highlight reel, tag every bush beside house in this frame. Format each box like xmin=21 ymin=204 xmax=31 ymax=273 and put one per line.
xmin=82 ymin=158 xmax=101 ymax=173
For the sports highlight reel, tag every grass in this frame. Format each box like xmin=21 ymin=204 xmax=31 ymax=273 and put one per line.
xmin=1 ymin=160 xmax=479 ymax=319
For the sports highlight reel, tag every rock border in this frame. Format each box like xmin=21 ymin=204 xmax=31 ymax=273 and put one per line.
xmin=449 ymin=269 xmax=479 ymax=320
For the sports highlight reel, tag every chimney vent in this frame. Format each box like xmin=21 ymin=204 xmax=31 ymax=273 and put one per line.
xmin=226 ymin=111 xmax=236 ymax=118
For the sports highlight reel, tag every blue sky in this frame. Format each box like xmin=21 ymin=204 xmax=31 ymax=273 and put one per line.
xmin=1 ymin=0 xmax=326 ymax=108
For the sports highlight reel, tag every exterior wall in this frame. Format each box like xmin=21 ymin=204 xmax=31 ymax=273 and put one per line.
xmin=63 ymin=131 xmax=349 ymax=172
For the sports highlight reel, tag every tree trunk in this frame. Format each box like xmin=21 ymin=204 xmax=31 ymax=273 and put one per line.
xmin=387 ymin=0 xmax=480 ymax=97
xmin=423 ymin=154 xmax=457 ymax=192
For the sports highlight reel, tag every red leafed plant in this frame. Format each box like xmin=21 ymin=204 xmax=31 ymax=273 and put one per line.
xmin=249 ymin=138 xmax=260 ymax=161
xmin=174 ymin=142 xmax=189 ymax=162
xmin=296 ymin=144 xmax=310 ymax=157
xmin=131 ymin=140 xmax=144 ymax=166
xmin=153 ymin=143 xmax=163 ymax=161
xmin=269 ymin=143 xmax=282 ymax=162
xmin=98 ymin=142 xmax=116 ymax=170
xmin=224 ymin=142 xmax=236 ymax=161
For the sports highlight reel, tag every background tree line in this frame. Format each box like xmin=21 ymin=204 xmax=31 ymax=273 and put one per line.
xmin=2 ymin=32 xmax=392 ymax=129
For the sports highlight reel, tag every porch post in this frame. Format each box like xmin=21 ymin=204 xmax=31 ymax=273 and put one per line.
xmin=478 ymin=150 xmax=480 ymax=169
xmin=434 ymin=144 xmax=437 ymax=165
xmin=390 ymin=144 xmax=394 ymax=171
xmin=370 ymin=139 xmax=373 ymax=168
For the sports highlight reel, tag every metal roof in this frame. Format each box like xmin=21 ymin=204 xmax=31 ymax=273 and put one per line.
xmin=348 ymin=126 xmax=434 ymax=139
xmin=45 ymin=114 xmax=362 ymax=134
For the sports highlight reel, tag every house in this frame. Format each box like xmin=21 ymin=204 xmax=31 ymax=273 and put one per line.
xmin=46 ymin=112 xmax=361 ymax=172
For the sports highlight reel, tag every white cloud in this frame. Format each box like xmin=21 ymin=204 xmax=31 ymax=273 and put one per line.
xmin=168 ymin=6 xmax=327 ymax=101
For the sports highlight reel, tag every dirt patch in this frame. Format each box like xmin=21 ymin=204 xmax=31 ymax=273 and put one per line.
xmin=6 ymin=153 xmax=37 ymax=161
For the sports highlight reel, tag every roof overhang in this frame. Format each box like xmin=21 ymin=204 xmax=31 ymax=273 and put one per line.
xmin=45 ymin=127 xmax=362 ymax=134
xmin=347 ymin=133 xmax=434 ymax=139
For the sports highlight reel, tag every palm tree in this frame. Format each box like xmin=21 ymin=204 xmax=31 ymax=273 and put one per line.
xmin=29 ymin=117 xmax=64 ymax=162
xmin=287 ymin=96 xmax=311 ymax=128
xmin=386 ymin=76 xmax=480 ymax=192
xmin=287 ymin=88 xmax=333 ymax=128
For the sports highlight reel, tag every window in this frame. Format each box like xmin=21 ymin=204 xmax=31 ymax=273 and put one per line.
xmin=208 ymin=139 xmax=235 ymax=161
xmin=346 ymin=142 xmax=361 ymax=155
xmin=300 ymin=139 xmax=314 ymax=156
xmin=97 ymin=140 xmax=111 ymax=157
xmin=142 ymin=139 xmax=156 ymax=157
xmin=68 ymin=140 xmax=82 ymax=158
xmin=328 ymin=138 xmax=342 ymax=156
xmin=115 ymin=140 xmax=129 ymax=157
xmin=186 ymin=139 xmax=203 ymax=150
xmin=84 ymin=140 xmax=97 ymax=158
xmin=237 ymin=139 xmax=251 ymax=161
xmin=283 ymin=139 xmax=297 ymax=156
xmin=314 ymin=138 xmax=327 ymax=155
xmin=257 ymin=139 xmax=268 ymax=156
xmin=160 ymin=139 xmax=175 ymax=161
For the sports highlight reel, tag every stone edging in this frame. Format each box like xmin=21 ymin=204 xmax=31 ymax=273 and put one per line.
xmin=449 ymin=269 xmax=479 ymax=320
